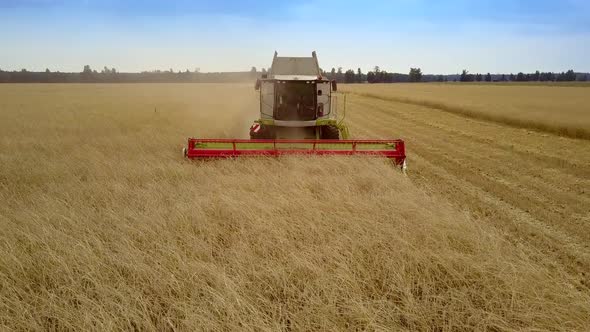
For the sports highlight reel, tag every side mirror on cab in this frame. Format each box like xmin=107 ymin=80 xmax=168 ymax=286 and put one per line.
xmin=331 ymin=80 xmax=338 ymax=92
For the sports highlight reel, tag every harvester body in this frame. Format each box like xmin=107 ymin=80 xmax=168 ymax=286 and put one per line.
xmin=184 ymin=51 xmax=406 ymax=170
xmin=252 ymin=51 xmax=347 ymax=139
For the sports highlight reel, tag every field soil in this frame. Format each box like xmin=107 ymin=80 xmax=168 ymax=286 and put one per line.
xmin=1 ymin=84 xmax=589 ymax=331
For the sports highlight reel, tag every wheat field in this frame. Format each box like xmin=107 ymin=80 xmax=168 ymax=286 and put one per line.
xmin=1 ymin=84 xmax=589 ymax=331
xmin=342 ymin=83 xmax=590 ymax=139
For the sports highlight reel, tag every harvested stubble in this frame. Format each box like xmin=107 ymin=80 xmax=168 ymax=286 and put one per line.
xmin=342 ymin=83 xmax=590 ymax=139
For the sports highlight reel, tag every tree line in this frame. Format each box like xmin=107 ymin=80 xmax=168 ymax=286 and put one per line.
xmin=323 ymin=67 xmax=587 ymax=83
xmin=0 ymin=66 xmax=260 ymax=83
xmin=0 ymin=65 xmax=587 ymax=83
xmin=321 ymin=67 xmax=423 ymax=83
xmin=456 ymin=69 xmax=581 ymax=82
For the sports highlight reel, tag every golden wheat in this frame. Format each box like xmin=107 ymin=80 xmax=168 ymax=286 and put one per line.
xmin=1 ymin=84 xmax=589 ymax=331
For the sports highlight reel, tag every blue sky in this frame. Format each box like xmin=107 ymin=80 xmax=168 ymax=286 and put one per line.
xmin=1 ymin=0 xmax=589 ymax=73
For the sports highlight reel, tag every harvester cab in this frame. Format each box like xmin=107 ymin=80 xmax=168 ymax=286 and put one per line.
xmin=184 ymin=51 xmax=407 ymax=171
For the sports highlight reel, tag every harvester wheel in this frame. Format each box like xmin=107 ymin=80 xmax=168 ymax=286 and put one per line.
xmin=250 ymin=125 xmax=275 ymax=139
xmin=321 ymin=125 xmax=340 ymax=140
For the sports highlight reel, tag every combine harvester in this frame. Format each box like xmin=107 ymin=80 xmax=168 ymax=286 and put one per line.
xmin=184 ymin=51 xmax=406 ymax=170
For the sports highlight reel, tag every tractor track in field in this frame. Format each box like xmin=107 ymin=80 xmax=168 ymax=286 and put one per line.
xmin=346 ymin=93 xmax=590 ymax=284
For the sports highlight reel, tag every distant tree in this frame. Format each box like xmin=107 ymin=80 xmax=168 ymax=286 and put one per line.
xmin=485 ymin=73 xmax=492 ymax=82
xmin=460 ymin=69 xmax=468 ymax=82
xmin=564 ymin=69 xmax=576 ymax=81
xmin=555 ymin=71 xmax=573 ymax=82
xmin=82 ymin=65 xmax=92 ymax=74
xmin=45 ymin=68 xmax=50 ymax=73
xmin=408 ymin=68 xmax=422 ymax=82
xmin=357 ymin=68 xmax=363 ymax=83
xmin=250 ymin=66 xmax=257 ymax=73
xmin=336 ymin=67 xmax=344 ymax=82
xmin=556 ymin=72 xmax=565 ymax=81
xmin=374 ymin=66 xmax=380 ymax=74
xmin=501 ymin=74 xmax=506 ymax=81
xmin=261 ymin=68 xmax=267 ymax=74
xmin=516 ymin=72 xmax=526 ymax=81
xmin=437 ymin=75 xmax=444 ymax=82
xmin=460 ymin=69 xmax=474 ymax=82
xmin=367 ymin=71 xmax=376 ymax=83
xmin=344 ymin=69 xmax=356 ymax=83
xmin=547 ymin=72 xmax=555 ymax=81
xmin=555 ymin=70 xmax=577 ymax=82
xmin=329 ymin=68 xmax=336 ymax=80
xmin=475 ymin=73 xmax=483 ymax=82
xmin=509 ymin=73 xmax=515 ymax=81
xmin=532 ymin=70 xmax=540 ymax=81
xmin=379 ymin=70 xmax=392 ymax=83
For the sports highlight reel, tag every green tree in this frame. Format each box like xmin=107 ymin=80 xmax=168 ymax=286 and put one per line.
xmin=408 ymin=68 xmax=422 ymax=82
xmin=485 ymin=73 xmax=492 ymax=82
xmin=563 ymin=69 xmax=576 ymax=81
xmin=344 ymin=69 xmax=356 ymax=83
xmin=356 ymin=68 xmax=363 ymax=83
